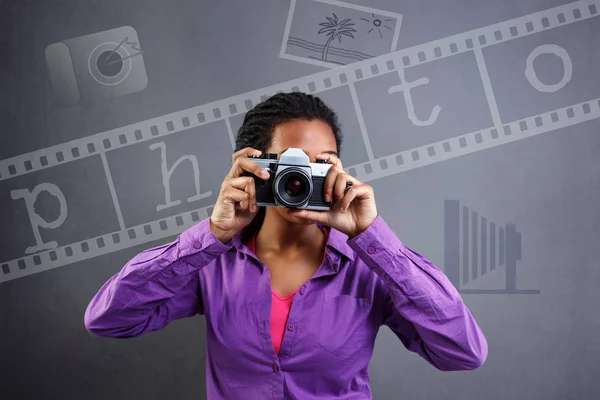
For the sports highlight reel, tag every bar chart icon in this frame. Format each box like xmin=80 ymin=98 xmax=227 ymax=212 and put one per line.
xmin=444 ymin=200 xmax=541 ymax=295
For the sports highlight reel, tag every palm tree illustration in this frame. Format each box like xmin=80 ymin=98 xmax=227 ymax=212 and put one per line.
xmin=317 ymin=13 xmax=356 ymax=61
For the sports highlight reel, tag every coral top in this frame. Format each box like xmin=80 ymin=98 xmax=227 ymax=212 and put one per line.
xmin=246 ymin=226 xmax=329 ymax=355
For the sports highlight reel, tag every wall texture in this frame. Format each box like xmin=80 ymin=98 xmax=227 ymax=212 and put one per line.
xmin=1 ymin=0 xmax=599 ymax=399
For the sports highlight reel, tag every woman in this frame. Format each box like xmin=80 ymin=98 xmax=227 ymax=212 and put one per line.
xmin=84 ymin=92 xmax=487 ymax=399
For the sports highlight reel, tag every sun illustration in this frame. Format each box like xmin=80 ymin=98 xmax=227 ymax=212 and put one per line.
xmin=360 ymin=14 xmax=394 ymax=38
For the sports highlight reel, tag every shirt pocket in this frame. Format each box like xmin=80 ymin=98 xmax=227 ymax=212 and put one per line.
xmin=317 ymin=294 xmax=374 ymax=360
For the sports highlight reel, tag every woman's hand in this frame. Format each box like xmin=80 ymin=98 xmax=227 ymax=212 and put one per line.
xmin=209 ymin=147 xmax=270 ymax=243
xmin=287 ymin=153 xmax=378 ymax=239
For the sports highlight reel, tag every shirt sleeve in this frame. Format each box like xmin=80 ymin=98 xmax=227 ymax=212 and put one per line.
xmin=84 ymin=217 xmax=233 ymax=338
xmin=346 ymin=215 xmax=488 ymax=371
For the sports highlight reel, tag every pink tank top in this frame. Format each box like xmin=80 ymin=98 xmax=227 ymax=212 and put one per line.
xmin=246 ymin=226 xmax=328 ymax=355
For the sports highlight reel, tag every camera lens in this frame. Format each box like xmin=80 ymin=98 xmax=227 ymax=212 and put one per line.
xmin=88 ymin=42 xmax=133 ymax=86
xmin=274 ymin=168 xmax=312 ymax=207
xmin=285 ymin=178 xmax=304 ymax=196
xmin=97 ymin=50 xmax=124 ymax=77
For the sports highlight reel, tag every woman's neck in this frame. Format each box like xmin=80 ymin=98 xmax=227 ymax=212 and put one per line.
xmin=255 ymin=208 xmax=325 ymax=256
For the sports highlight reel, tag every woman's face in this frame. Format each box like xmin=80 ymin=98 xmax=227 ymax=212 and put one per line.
xmin=265 ymin=119 xmax=338 ymax=225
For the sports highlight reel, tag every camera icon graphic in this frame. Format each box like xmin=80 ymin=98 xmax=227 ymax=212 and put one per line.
xmin=45 ymin=26 xmax=148 ymax=107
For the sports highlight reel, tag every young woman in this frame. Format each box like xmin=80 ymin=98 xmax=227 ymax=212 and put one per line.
xmin=84 ymin=92 xmax=487 ymax=399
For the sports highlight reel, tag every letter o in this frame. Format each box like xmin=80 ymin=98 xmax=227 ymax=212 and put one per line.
xmin=525 ymin=44 xmax=572 ymax=93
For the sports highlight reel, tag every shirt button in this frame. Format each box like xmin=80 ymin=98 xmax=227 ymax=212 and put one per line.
xmin=287 ymin=324 xmax=294 ymax=331
xmin=273 ymin=364 xmax=280 ymax=373
xmin=194 ymin=242 xmax=202 ymax=249
xmin=367 ymin=246 xmax=375 ymax=254
xmin=299 ymin=286 xmax=306 ymax=295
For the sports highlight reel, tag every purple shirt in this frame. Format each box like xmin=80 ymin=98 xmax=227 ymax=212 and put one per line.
xmin=84 ymin=215 xmax=487 ymax=399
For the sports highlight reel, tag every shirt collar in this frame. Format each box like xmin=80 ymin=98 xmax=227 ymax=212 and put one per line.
xmin=230 ymin=222 xmax=355 ymax=263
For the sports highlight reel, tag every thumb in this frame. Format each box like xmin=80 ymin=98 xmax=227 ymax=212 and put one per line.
xmin=287 ymin=208 xmax=329 ymax=224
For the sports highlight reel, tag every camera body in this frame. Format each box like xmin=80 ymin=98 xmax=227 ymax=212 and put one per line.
xmin=243 ymin=148 xmax=337 ymax=210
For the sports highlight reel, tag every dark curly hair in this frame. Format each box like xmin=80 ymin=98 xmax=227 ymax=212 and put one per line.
xmin=234 ymin=92 xmax=343 ymax=237
xmin=234 ymin=92 xmax=343 ymax=154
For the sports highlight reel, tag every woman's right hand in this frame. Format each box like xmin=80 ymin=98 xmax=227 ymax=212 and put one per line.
xmin=209 ymin=147 xmax=271 ymax=243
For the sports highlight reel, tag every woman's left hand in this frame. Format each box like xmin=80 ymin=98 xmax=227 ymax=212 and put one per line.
xmin=287 ymin=153 xmax=378 ymax=239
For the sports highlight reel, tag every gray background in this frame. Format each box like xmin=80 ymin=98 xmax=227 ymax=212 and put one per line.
xmin=1 ymin=0 xmax=599 ymax=399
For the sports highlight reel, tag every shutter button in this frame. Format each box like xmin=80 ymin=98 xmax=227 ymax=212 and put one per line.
xmin=367 ymin=246 xmax=375 ymax=254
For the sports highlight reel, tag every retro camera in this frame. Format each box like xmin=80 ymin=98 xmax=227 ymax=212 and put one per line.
xmin=45 ymin=26 xmax=148 ymax=107
xmin=243 ymin=148 xmax=350 ymax=210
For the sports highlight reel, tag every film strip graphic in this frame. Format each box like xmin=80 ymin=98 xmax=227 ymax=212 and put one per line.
xmin=1 ymin=1 xmax=599 ymax=283
xmin=444 ymin=200 xmax=540 ymax=295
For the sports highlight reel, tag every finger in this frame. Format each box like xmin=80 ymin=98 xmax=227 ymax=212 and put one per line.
xmin=287 ymin=208 xmax=330 ymax=224
xmin=232 ymin=147 xmax=261 ymax=164
xmin=316 ymin=153 xmax=343 ymax=169
xmin=222 ymin=186 xmax=251 ymax=206
xmin=226 ymin=176 xmax=257 ymax=211
xmin=339 ymin=185 xmax=359 ymax=213
xmin=317 ymin=153 xmax=344 ymax=203
xmin=322 ymin=166 xmax=340 ymax=204
xmin=224 ymin=176 xmax=255 ymax=190
xmin=244 ymin=176 xmax=257 ymax=211
xmin=316 ymin=153 xmax=366 ymax=187
xmin=333 ymin=173 xmax=351 ymax=204
xmin=235 ymin=202 xmax=256 ymax=212
xmin=227 ymin=157 xmax=270 ymax=180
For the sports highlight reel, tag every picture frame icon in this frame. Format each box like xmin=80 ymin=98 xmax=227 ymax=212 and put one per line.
xmin=45 ymin=26 xmax=148 ymax=107
xmin=280 ymin=0 xmax=402 ymax=68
